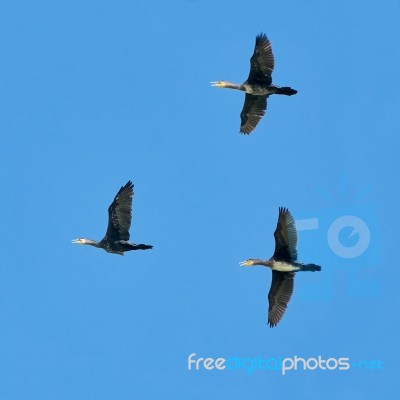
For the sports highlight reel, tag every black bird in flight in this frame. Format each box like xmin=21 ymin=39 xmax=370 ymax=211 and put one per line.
xmin=240 ymin=207 xmax=321 ymax=327
xmin=211 ymin=33 xmax=297 ymax=134
xmin=72 ymin=181 xmax=153 ymax=255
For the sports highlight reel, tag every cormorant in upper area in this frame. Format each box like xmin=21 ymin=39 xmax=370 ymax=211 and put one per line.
xmin=211 ymin=33 xmax=297 ymax=134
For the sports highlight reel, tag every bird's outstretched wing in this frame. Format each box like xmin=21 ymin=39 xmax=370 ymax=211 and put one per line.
xmin=268 ymin=271 xmax=294 ymax=327
xmin=273 ymin=207 xmax=298 ymax=261
xmin=103 ymin=181 xmax=134 ymax=242
xmin=247 ymin=33 xmax=275 ymax=84
xmin=240 ymin=94 xmax=267 ymax=134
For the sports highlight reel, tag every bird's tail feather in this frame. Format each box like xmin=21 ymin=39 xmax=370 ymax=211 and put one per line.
xmin=276 ymin=86 xmax=297 ymax=96
xmin=131 ymin=244 xmax=153 ymax=250
xmin=300 ymin=263 xmax=321 ymax=272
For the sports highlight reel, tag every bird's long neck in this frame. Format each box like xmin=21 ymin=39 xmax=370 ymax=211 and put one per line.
xmin=223 ymin=81 xmax=245 ymax=91
xmin=251 ymin=259 xmax=273 ymax=267
xmin=82 ymin=238 xmax=101 ymax=248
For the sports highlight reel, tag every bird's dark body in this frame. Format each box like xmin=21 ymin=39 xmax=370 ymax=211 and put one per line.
xmin=98 ymin=240 xmax=152 ymax=256
xmin=269 ymin=259 xmax=322 ymax=272
xmin=242 ymin=83 xmax=279 ymax=96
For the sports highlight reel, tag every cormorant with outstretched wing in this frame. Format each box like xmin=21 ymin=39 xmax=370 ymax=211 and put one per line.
xmin=72 ymin=181 xmax=153 ymax=255
xmin=211 ymin=33 xmax=297 ymax=134
xmin=240 ymin=207 xmax=321 ymax=327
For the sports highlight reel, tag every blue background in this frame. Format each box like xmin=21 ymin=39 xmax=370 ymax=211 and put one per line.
xmin=0 ymin=0 xmax=398 ymax=398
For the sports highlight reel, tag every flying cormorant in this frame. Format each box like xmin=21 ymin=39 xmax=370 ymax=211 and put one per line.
xmin=211 ymin=33 xmax=297 ymax=134
xmin=240 ymin=207 xmax=321 ymax=327
xmin=72 ymin=181 xmax=153 ymax=255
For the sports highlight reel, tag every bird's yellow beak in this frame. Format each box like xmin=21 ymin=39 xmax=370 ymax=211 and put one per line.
xmin=239 ymin=260 xmax=253 ymax=267
xmin=210 ymin=81 xmax=223 ymax=87
xmin=72 ymin=238 xmax=83 ymax=244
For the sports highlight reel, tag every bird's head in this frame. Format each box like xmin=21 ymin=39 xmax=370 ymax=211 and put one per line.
xmin=210 ymin=80 xmax=229 ymax=88
xmin=72 ymin=238 xmax=86 ymax=245
xmin=239 ymin=259 xmax=257 ymax=267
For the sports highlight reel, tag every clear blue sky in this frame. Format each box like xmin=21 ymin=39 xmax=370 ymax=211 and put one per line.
xmin=0 ymin=0 xmax=398 ymax=398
